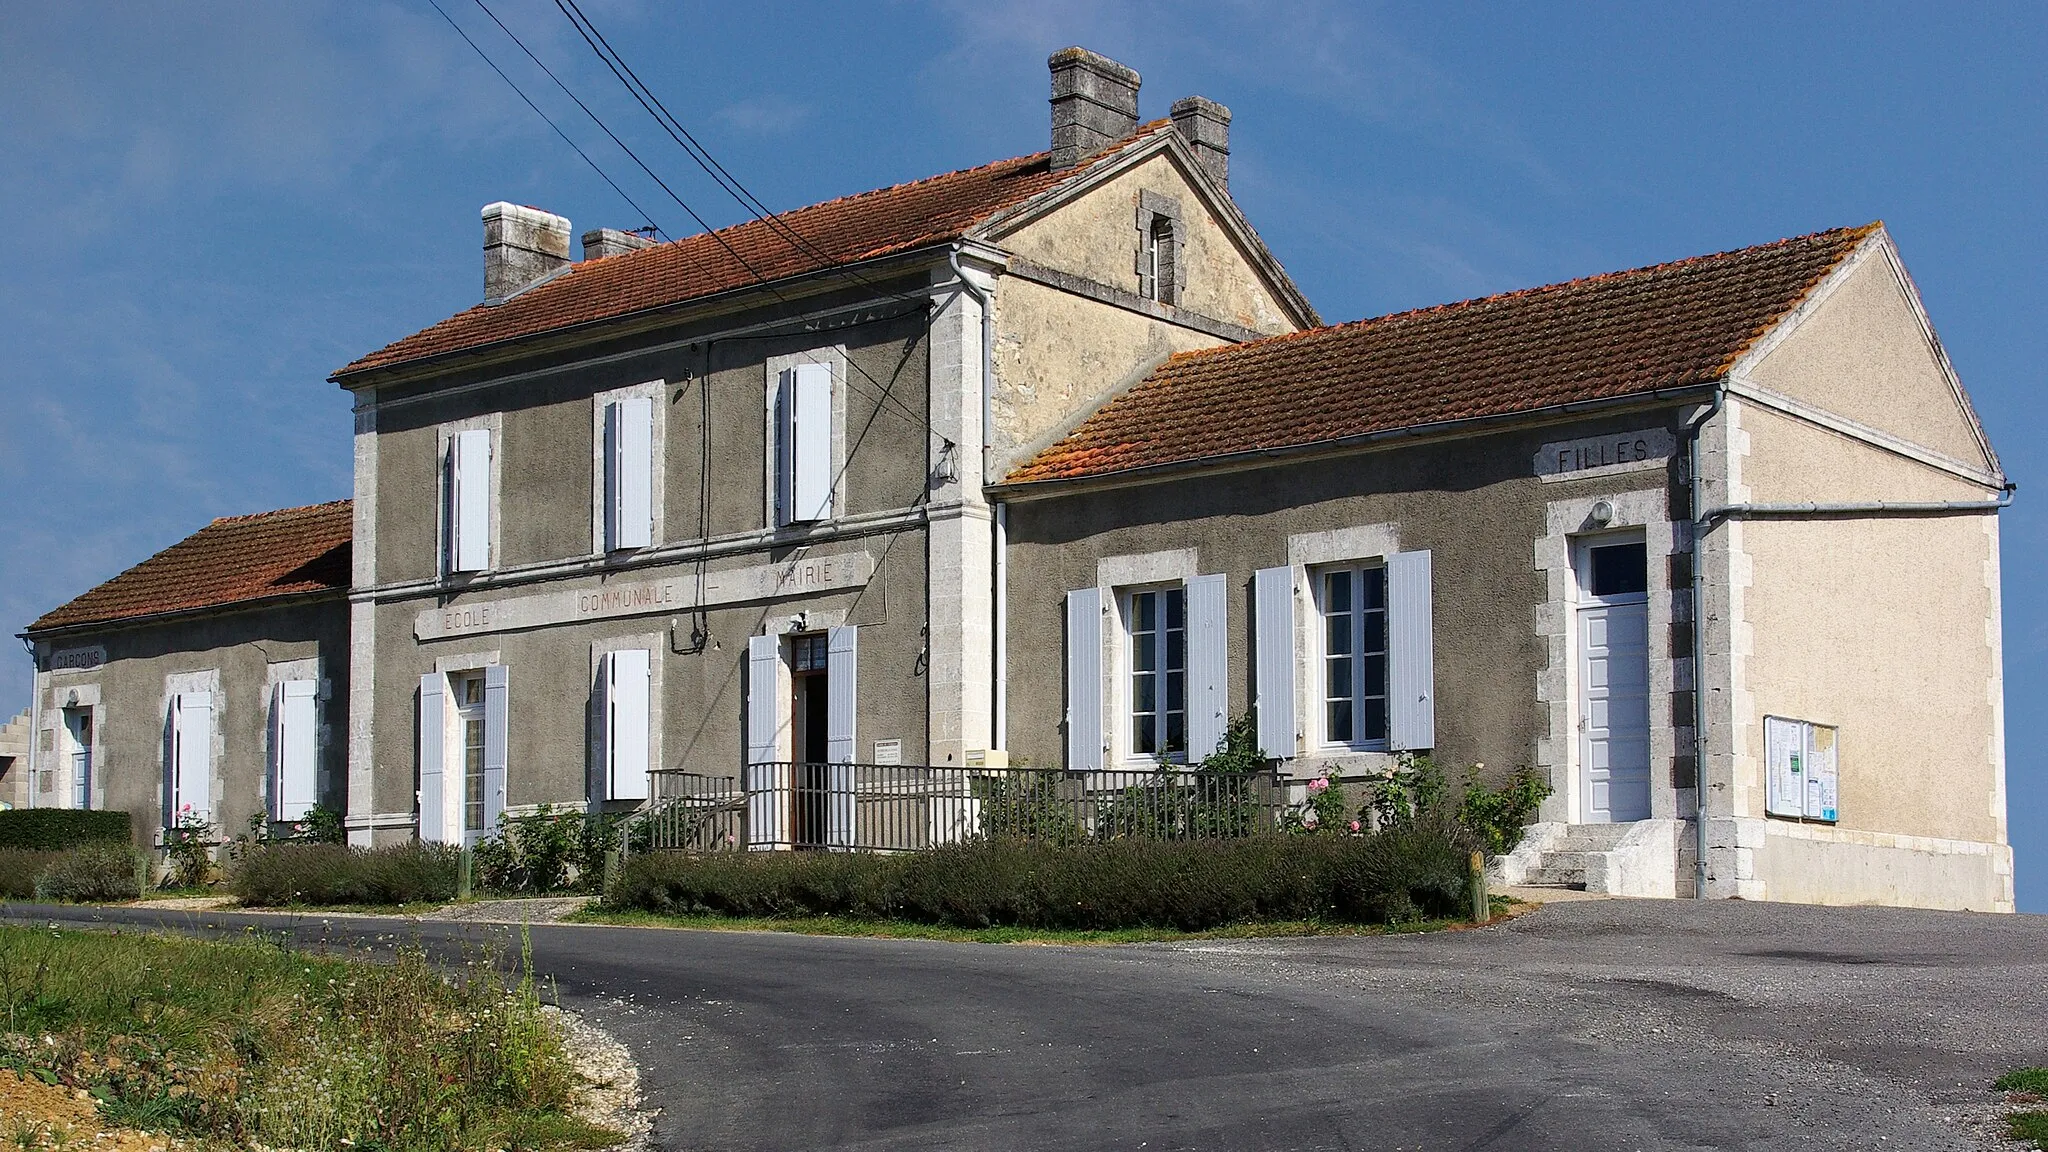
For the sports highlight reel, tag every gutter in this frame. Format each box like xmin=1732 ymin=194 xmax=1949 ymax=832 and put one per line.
xmin=947 ymin=244 xmax=1007 ymax=750
xmin=1682 ymin=389 xmax=1725 ymax=900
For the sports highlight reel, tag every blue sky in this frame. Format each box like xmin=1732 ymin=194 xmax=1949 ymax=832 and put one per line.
xmin=2 ymin=2 xmax=2041 ymax=908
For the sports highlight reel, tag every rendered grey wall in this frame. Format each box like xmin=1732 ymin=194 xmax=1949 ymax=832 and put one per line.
xmin=1002 ymin=410 xmax=1692 ymax=783
xmin=31 ymin=598 xmax=350 ymax=847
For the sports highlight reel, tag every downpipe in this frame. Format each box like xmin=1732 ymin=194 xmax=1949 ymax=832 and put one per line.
xmin=1684 ymin=389 xmax=1724 ymax=900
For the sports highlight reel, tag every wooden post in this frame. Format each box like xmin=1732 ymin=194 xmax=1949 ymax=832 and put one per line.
xmin=603 ymin=847 xmax=621 ymax=898
xmin=457 ymin=847 xmax=474 ymax=900
xmin=1469 ymin=851 xmax=1489 ymax=923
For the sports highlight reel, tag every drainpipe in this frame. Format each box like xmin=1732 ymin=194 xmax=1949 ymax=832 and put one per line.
xmin=1695 ymin=492 xmax=2013 ymax=525
xmin=1684 ymin=388 xmax=1725 ymax=900
xmin=947 ymin=245 xmax=1006 ymax=752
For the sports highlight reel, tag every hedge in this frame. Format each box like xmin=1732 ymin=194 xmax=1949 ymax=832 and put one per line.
xmin=0 ymin=843 xmax=146 ymax=903
xmin=0 ymin=809 xmax=133 ymax=851
xmin=230 ymin=842 xmax=462 ymax=906
xmin=609 ymin=822 xmax=1476 ymax=931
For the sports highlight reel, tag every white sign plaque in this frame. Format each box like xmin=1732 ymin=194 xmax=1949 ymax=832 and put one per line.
xmin=1535 ymin=428 xmax=1676 ymax=481
xmin=414 ymin=552 xmax=875 ymax=641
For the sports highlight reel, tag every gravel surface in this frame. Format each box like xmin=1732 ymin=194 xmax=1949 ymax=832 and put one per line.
xmin=10 ymin=898 xmax=2045 ymax=1151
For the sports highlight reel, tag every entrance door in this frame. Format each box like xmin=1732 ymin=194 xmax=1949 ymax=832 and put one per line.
xmin=63 ymin=708 xmax=92 ymax=810
xmin=453 ymin=673 xmax=488 ymax=846
xmin=1577 ymin=539 xmax=1651 ymax=823
xmin=790 ymin=633 xmax=831 ymax=849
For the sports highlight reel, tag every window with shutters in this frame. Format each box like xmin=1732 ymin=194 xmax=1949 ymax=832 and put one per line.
xmin=598 ymin=392 xmax=656 ymax=553
xmin=443 ymin=426 xmax=493 ymax=574
xmin=269 ymin=679 xmax=320 ymax=822
xmin=1315 ymin=564 xmax=1390 ymax=750
xmin=772 ymin=359 xmax=836 ymax=527
xmin=1122 ymin=586 xmax=1188 ymax=761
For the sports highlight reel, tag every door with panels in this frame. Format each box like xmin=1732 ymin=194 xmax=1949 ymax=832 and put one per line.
xmin=1576 ymin=537 xmax=1652 ymax=823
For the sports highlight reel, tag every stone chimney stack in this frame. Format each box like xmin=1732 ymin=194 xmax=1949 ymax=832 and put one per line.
xmin=482 ymin=202 xmax=571 ymax=300
xmin=1049 ymin=47 xmax=1140 ymax=171
xmin=581 ymin=227 xmax=656 ymax=261
xmin=1171 ymin=96 xmax=1231 ymax=190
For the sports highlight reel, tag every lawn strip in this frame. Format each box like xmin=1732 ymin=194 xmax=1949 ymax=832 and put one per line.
xmin=563 ymin=904 xmax=1529 ymax=944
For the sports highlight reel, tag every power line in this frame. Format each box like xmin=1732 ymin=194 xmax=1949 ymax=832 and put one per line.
xmin=423 ymin=0 xmax=663 ymax=240
xmin=551 ymin=0 xmax=928 ymax=309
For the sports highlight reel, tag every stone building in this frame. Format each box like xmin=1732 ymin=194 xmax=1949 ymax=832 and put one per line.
xmin=15 ymin=47 xmax=2012 ymax=909
xmin=20 ymin=502 xmax=351 ymax=842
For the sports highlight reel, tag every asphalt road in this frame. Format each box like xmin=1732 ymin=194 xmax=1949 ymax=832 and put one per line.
xmin=5 ymin=898 xmax=2044 ymax=1151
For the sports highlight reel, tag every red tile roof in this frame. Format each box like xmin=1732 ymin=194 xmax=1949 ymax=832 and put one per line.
xmin=337 ymin=126 xmax=1173 ymax=378
xmin=1006 ymin=224 xmax=1879 ymax=485
xmin=29 ymin=501 xmax=352 ymax=633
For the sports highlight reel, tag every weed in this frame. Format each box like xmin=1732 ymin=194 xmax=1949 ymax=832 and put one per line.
xmin=1999 ymin=1068 xmax=2048 ymax=1095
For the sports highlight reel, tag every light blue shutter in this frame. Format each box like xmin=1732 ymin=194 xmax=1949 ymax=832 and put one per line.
xmin=744 ymin=633 xmax=784 ymax=848
xmin=792 ymin=362 xmax=833 ymax=522
xmin=603 ymin=649 xmax=651 ymax=802
xmin=825 ymin=626 xmax=857 ymax=848
xmin=450 ymin=429 xmax=492 ymax=572
xmin=1387 ymin=549 xmax=1436 ymax=751
xmin=1185 ymin=574 xmax=1228 ymax=760
xmin=605 ymin=398 xmax=653 ymax=550
xmin=1065 ymin=588 xmax=1103 ymax=771
xmin=1253 ymin=566 xmax=1296 ymax=761
xmin=171 ymin=691 xmax=213 ymax=825
xmin=774 ymin=371 xmax=794 ymax=527
xmin=275 ymin=680 xmax=319 ymax=821
xmin=418 ymin=674 xmax=446 ymax=843
xmin=483 ymin=665 xmax=509 ymax=834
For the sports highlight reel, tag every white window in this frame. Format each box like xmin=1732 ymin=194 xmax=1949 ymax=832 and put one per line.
xmin=602 ymin=397 xmax=654 ymax=551
xmin=597 ymin=648 xmax=651 ymax=802
xmin=774 ymin=362 xmax=834 ymax=526
xmin=418 ymin=666 xmax=506 ymax=845
xmin=269 ymin=680 xmax=320 ymax=821
xmin=1144 ymin=214 xmax=1178 ymax=305
xmin=1316 ymin=565 xmax=1390 ymax=749
xmin=62 ymin=707 xmax=92 ymax=810
xmin=446 ymin=427 xmax=492 ymax=573
xmin=1123 ymin=586 xmax=1188 ymax=760
xmin=167 ymin=690 xmax=213 ymax=825
xmin=454 ymin=672 xmax=488 ymax=837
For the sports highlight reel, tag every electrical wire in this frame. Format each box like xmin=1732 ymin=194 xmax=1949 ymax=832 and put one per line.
xmin=424 ymin=0 xmax=664 ymax=240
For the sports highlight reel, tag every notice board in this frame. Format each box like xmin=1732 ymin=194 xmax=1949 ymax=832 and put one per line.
xmin=1764 ymin=715 xmax=1838 ymax=823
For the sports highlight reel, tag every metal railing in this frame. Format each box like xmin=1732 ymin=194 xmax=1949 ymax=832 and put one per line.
xmin=629 ymin=762 xmax=1287 ymax=854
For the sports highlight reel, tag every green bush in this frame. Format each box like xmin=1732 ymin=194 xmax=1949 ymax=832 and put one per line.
xmin=1459 ymin=766 xmax=1552 ymax=857
xmin=0 ymin=848 xmax=65 ymax=899
xmin=230 ymin=842 xmax=461 ymax=906
xmin=0 ymin=809 xmax=132 ymax=851
xmin=475 ymin=805 xmax=582 ymax=894
xmin=611 ymin=827 xmax=1476 ymax=931
xmin=34 ymin=842 xmax=145 ymax=902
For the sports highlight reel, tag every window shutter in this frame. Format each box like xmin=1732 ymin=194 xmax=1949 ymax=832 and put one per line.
xmin=170 ymin=691 xmax=213 ymax=825
xmin=774 ymin=370 xmax=794 ymax=527
xmin=825 ymin=626 xmax=857 ymax=850
xmin=449 ymin=428 xmax=492 ymax=572
xmin=605 ymin=398 xmax=653 ymax=550
xmin=1064 ymin=588 xmax=1103 ymax=771
xmin=744 ymin=633 xmax=784 ymax=849
xmin=790 ymin=362 xmax=833 ymax=523
xmin=483 ymin=664 xmax=509 ymax=834
xmin=275 ymin=680 xmax=319 ymax=821
xmin=1185 ymin=573 xmax=1228 ymax=760
xmin=1253 ymin=566 xmax=1297 ymax=761
xmin=1387 ymin=549 xmax=1436 ymax=751
xmin=418 ymin=674 xmax=446 ymax=843
xmin=603 ymin=649 xmax=651 ymax=802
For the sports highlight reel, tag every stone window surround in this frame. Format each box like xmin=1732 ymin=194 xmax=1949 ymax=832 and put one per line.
xmin=42 ymin=680 xmax=103 ymax=811
xmin=588 ymin=632 xmax=665 ymax=802
xmin=1533 ymin=487 xmax=1687 ymax=826
xmin=1095 ymin=549 xmax=1199 ymax=770
xmin=762 ymin=346 xmax=850 ymax=532
xmin=436 ymin=413 xmax=503 ymax=581
xmin=589 ymin=379 xmax=669 ymax=557
xmin=162 ymin=667 xmax=223 ymax=831
xmin=261 ymin=657 xmax=328 ymax=821
xmin=1284 ymin=523 xmax=1403 ymax=779
xmin=1134 ymin=189 xmax=1186 ymax=306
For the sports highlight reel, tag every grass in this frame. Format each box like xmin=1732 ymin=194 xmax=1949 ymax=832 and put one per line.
xmin=1999 ymin=1068 xmax=2048 ymax=1149
xmin=567 ymin=894 xmax=1524 ymax=944
xmin=0 ymin=923 xmax=617 ymax=1151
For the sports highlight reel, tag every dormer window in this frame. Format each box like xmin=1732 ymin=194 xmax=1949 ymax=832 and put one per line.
xmin=1135 ymin=190 xmax=1184 ymax=306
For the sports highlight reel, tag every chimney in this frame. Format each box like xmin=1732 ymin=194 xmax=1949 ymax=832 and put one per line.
xmin=482 ymin=202 xmax=571 ymax=300
xmin=1170 ymin=96 xmax=1231 ymax=190
xmin=1049 ymin=47 xmax=1140 ymax=171
xmin=581 ymin=227 xmax=655 ymax=261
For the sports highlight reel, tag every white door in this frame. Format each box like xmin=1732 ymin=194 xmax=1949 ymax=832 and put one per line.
xmin=1577 ymin=539 xmax=1651 ymax=823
